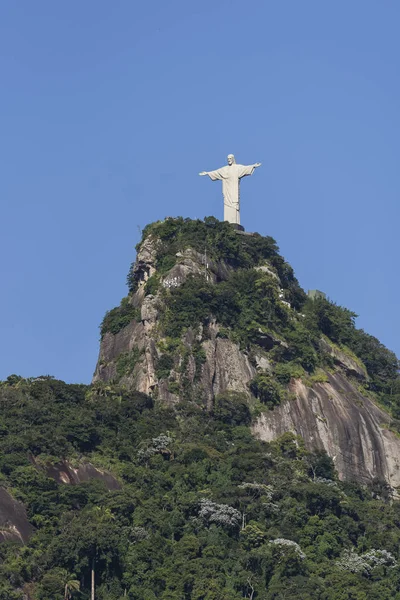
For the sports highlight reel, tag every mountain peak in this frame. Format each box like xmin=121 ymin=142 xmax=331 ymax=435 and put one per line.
xmin=93 ymin=217 xmax=400 ymax=487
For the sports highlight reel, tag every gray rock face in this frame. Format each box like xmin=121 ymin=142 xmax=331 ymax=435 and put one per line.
xmin=42 ymin=461 xmax=121 ymax=490
xmin=131 ymin=234 xmax=159 ymax=288
xmin=141 ymin=294 xmax=159 ymax=327
xmin=252 ymin=372 xmax=400 ymax=486
xmin=253 ymin=353 xmax=272 ymax=372
xmin=0 ymin=488 xmax=34 ymax=544
xmin=319 ymin=337 xmax=367 ymax=380
xmin=161 ymin=249 xmax=231 ymax=290
xmin=200 ymin=338 xmax=256 ymax=408
xmin=93 ymin=313 xmax=157 ymax=395
xmin=93 ymin=242 xmax=249 ymax=403
xmin=94 ymin=315 xmax=255 ymax=408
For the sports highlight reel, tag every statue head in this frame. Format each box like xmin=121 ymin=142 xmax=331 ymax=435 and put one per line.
xmin=227 ymin=154 xmax=236 ymax=166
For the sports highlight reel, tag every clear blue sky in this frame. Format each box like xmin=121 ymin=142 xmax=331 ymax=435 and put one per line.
xmin=1 ymin=1 xmax=399 ymax=383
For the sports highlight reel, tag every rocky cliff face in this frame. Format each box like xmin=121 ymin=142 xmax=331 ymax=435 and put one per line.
xmin=253 ymin=372 xmax=400 ymax=487
xmin=30 ymin=457 xmax=121 ymax=490
xmin=93 ymin=230 xmax=256 ymax=406
xmin=0 ymin=488 xmax=34 ymax=544
xmin=93 ymin=218 xmax=400 ymax=488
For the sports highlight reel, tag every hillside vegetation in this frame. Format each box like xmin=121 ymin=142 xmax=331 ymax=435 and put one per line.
xmin=2 ymin=217 xmax=400 ymax=599
xmin=1 ymin=376 xmax=400 ymax=599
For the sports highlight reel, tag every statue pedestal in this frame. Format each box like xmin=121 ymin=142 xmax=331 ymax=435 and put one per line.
xmin=230 ymin=223 xmax=245 ymax=232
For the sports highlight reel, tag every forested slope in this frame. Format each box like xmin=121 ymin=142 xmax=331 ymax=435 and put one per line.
xmin=2 ymin=217 xmax=400 ymax=599
xmin=1 ymin=376 xmax=400 ymax=599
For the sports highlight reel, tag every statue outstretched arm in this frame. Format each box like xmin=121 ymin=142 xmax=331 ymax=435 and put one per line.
xmin=237 ymin=163 xmax=261 ymax=179
xmin=199 ymin=168 xmax=224 ymax=181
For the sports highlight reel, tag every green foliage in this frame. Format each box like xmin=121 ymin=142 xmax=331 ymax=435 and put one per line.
xmin=250 ymin=373 xmax=282 ymax=408
xmin=126 ymin=264 xmax=139 ymax=294
xmin=192 ymin=343 xmax=206 ymax=378
xmin=283 ymin=323 xmax=320 ymax=371
xmin=351 ymin=329 xmax=399 ymax=396
xmin=116 ymin=348 xmax=142 ymax=378
xmin=167 ymin=380 xmax=180 ymax=395
xmin=161 ymin=276 xmax=214 ymax=338
xmin=161 ymin=269 xmax=291 ymax=345
xmin=303 ymin=297 xmax=357 ymax=346
xmin=156 ymin=253 xmax=176 ymax=275
xmin=144 ymin=273 xmax=161 ymax=296
xmin=136 ymin=217 xmax=306 ymax=307
xmin=305 ymin=449 xmax=336 ymax=480
xmin=274 ymin=362 xmax=305 ymax=384
xmin=213 ymin=391 xmax=251 ymax=426
xmin=155 ymin=353 xmax=174 ymax=380
xmin=306 ymin=369 xmax=330 ymax=385
xmin=1 ymin=377 xmax=400 ymax=598
xmin=100 ymin=297 xmax=140 ymax=338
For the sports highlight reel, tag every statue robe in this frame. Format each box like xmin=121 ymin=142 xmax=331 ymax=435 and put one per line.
xmin=207 ymin=163 xmax=256 ymax=225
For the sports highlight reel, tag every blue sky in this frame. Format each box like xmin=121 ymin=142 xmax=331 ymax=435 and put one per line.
xmin=1 ymin=1 xmax=399 ymax=383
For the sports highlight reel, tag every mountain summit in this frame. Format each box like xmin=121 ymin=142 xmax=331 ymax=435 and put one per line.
xmin=94 ymin=217 xmax=400 ymax=487
xmin=2 ymin=217 xmax=400 ymax=599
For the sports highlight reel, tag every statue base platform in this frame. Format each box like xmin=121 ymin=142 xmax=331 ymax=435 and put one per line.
xmin=230 ymin=223 xmax=245 ymax=232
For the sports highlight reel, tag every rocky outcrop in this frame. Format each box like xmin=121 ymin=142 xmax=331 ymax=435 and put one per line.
xmin=131 ymin=234 xmax=158 ymax=286
xmin=199 ymin=337 xmax=256 ymax=409
xmin=94 ymin=316 xmax=256 ymax=407
xmin=253 ymin=372 xmax=400 ymax=487
xmin=162 ymin=249 xmax=231 ymax=288
xmin=42 ymin=461 xmax=121 ymax=490
xmin=93 ymin=318 xmax=156 ymax=395
xmin=94 ymin=241 xmax=253 ymax=404
xmin=319 ymin=337 xmax=367 ymax=380
xmin=0 ymin=488 xmax=34 ymax=544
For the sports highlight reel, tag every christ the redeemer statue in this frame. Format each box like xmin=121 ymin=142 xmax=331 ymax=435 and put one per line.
xmin=199 ymin=154 xmax=261 ymax=225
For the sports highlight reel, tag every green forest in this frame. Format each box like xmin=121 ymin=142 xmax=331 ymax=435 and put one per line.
xmin=1 ymin=376 xmax=400 ymax=600
xmin=2 ymin=217 xmax=400 ymax=599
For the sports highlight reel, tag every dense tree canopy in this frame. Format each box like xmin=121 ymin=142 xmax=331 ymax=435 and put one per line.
xmin=1 ymin=378 xmax=400 ymax=599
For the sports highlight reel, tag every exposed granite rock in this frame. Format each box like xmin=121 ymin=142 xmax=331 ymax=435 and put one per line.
xmin=42 ymin=461 xmax=121 ymax=490
xmin=319 ymin=337 xmax=367 ymax=380
xmin=200 ymin=338 xmax=256 ymax=409
xmin=132 ymin=234 xmax=159 ymax=287
xmin=93 ymin=315 xmax=157 ymax=395
xmin=141 ymin=294 xmax=159 ymax=328
xmin=94 ymin=314 xmax=255 ymax=408
xmin=161 ymin=249 xmax=231 ymax=289
xmin=157 ymin=380 xmax=180 ymax=405
xmin=0 ymin=488 xmax=34 ymax=544
xmin=94 ymin=242 xmax=251 ymax=403
xmin=252 ymin=372 xmax=400 ymax=487
xmin=253 ymin=353 xmax=272 ymax=372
